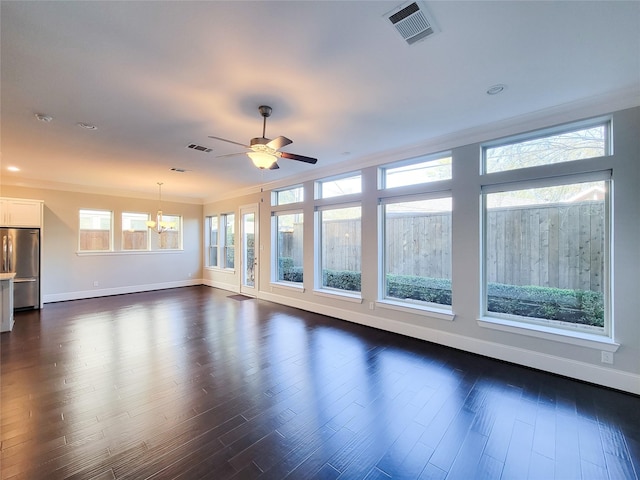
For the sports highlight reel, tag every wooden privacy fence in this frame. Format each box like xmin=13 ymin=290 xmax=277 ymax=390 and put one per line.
xmin=487 ymin=201 xmax=604 ymax=293
xmin=279 ymin=201 xmax=604 ymax=292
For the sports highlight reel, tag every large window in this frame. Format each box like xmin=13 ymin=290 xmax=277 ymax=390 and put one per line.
xmin=79 ymin=209 xmax=112 ymax=252
xmin=317 ymin=206 xmax=362 ymax=294
xmin=224 ymin=213 xmax=235 ymax=269
xmin=481 ymin=119 xmax=611 ymax=335
xmin=157 ymin=214 xmax=181 ymax=250
xmin=378 ymin=153 xmax=453 ymax=313
xmin=273 ymin=212 xmax=304 ymax=284
xmin=207 ymin=216 xmax=219 ymax=267
xmin=483 ymin=177 xmax=609 ymax=333
xmin=122 ymin=212 xmax=149 ymax=251
xmin=206 ymin=213 xmax=235 ymax=269
xmin=382 ymin=196 xmax=452 ymax=307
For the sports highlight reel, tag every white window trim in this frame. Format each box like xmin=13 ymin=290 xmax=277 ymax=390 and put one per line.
xmin=376 ymin=299 xmax=455 ymax=321
xmin=482 ymin=116 xmax=612 ymax=172
xmin=480 ymin=169 xmax=613 ymax=340
xmin=315 ymin=171 xmax=362 ymax=201
xmin=378 ymin=193 xmax=453 ymax=311
xmin=314 ymin=204 xmax=363 ymax=296
xmin=204 ymin=265 xmax=235 ymax=274
xmin=478 ymin=316 xmax=619 ymax=352
xmin=271 ymin=210 xmax=304 ymax=286
xmin=270 ymin=281 xmax=305 ymax=293
xmin=271 ymin=185 xmax=304 ymax=208
xmin=378 ymin=150 xmax=453 ymax=190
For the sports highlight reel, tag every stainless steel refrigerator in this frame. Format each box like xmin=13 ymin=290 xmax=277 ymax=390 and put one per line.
xmin=1 ymin=228 xmax=40 ymax=309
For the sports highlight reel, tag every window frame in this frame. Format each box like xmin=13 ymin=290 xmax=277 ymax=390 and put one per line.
xmin=271 ymin=209 xmax=304 ymax=288
xmin=314 ymin=202 xmax=363 ymax=300
xmin=122 ymin=211 xmax=151 ymax=251
xmin=480 ymin=116 xmax=613 ymax=339
xmin=378 ymin=193 xmax=454 ymax=313
xmin=315 ymin=172 xmax=362 ymax=200
xmin=379 ymin=151 xmax=453 ymax=190
xmin=206 ymin=215 xmax=219 ymax=267
xmin=204 ymin=213 xmax=235 ymax=270
xmin=272 ymin=185 xmax=304 ymax=206
xmin=78 ymin=209 xmax=113 ymax=252
xmin=482 ymin=117 xmax=612 ymax=175
xmin=155 ymin=214 xmax=182 ymax=250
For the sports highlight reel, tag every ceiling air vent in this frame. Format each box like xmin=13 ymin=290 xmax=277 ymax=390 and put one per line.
xmin=186 ymin=143 xmax=212 ymax=153
xmin=385 ymin=1 xmax=437 ymax=45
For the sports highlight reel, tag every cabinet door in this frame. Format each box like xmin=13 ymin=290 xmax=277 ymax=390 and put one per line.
xmin=0 ymin=199 xmax=42 ymax=227
xmin=0 ymin=199 xmax=8 ymax=225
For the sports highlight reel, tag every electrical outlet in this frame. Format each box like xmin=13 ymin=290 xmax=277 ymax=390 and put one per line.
xmin=369 ymin=302 xmax=374 ymax=310
xmin=601 ymin=351 xmax=614 ymax=364
xmin=93 ymin=281 xmax=99 ymax=287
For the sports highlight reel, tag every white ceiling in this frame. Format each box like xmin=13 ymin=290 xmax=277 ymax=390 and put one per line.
xmin=2 ymin=1 xmax=639 ymax=203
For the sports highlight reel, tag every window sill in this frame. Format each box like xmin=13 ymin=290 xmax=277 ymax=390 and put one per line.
xmin=204 ymin=266 xmax=235 ymax=275
xmin=376 ymin=300 xmax=455 ymax=321
xmin=77 ymin=249 xmax=183 ymax=256
xmin=270 ymin=282 xmax=305 ymax=293
xmin=477 ymin=316 xmax=619 ymax=352
xmin=313 ymin=289 xmax=363 ymax=304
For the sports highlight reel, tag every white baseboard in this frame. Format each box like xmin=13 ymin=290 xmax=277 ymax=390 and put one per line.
xmin=43 ymin=279 xmax=203 ymax=303
xmin=258 ymin=290 xmax=640 ymax=395
xmin=201 ymin=278 xmax=239 ymax=293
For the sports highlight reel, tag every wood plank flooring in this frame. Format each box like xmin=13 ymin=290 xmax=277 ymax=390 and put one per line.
xmin=1 ymin=286 xmax=638 ymax=479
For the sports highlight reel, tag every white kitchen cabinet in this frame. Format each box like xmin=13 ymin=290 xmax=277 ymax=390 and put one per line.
xmin=1 ymin=273 xmax=15 ymax=332
xmin=0 ymin=198 xmax=43 ymax=227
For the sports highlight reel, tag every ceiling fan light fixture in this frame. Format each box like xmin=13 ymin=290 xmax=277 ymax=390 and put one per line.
xmin=248 ymin=151 xmax=277 ymax=169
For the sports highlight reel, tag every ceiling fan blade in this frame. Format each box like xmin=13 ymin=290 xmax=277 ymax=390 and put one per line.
xmin=267 ymin=136 xmax=293 ymax=150
xmin=277 ymin=151 xmax=318 ymax=164
xmin=208 ymin=135 xmax=249 ymax=148
xmin=215 ymin=152 xmax=245 ymax=158
xmin=269 ymin=162 xmax=280 ymax=170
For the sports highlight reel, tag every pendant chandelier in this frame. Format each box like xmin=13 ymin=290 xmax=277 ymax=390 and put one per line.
xmin=146 ymin=182 xmax=170 ymax=233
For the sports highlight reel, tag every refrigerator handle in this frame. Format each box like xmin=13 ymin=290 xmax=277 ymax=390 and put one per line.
xmin=2 ymin=235 xmax=6 ymax=272
xmin=7 ymin=234 xmax=13 ymax=272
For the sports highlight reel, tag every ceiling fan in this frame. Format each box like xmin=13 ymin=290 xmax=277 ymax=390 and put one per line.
xmin=208 ymin=105 xmax=318 ymax=170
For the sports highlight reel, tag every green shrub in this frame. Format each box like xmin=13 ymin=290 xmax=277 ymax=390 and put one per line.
xmin=278 ymin=257 xmax=303 ymax=283
xmin=386 ymin=274 xmax=452 ymax=305
xmin=384 ymin=274 xmax=604 ymax=327
xmin=315 ymin=269 xmax=604 ymax=327
xmin=322 ymin=269 xmax=361 ymax=291
xmin=488 ymin=282 xmax=604 ymax=327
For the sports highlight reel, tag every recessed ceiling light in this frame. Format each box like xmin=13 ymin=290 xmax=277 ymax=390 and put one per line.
xmin=35 ymin=113 xmax=53 ymax=122
xmin=487 ymin=84 xmax=507 ymax=95
xmin=7 ymin=166 xmax=20 ymax=172
xmin=77 ymin=122 xmax=97 ymax=130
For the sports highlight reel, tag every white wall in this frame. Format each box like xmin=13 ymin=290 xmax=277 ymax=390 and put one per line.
xmin=0 ymin=186 xmax=203 ymax=301
xmin=204 ymin=106 xmax=640 ymax=395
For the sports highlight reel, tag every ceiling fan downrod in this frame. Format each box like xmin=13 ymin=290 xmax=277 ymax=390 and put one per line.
xmin=258 ymin=105 xmax=272 ymax=138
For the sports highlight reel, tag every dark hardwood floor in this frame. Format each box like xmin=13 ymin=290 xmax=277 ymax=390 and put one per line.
xmin=1 ymin=286 xmax=638 ymax=479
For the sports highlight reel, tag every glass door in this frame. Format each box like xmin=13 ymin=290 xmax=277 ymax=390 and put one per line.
xmin=240 ymin=204 xmax=258 ymax=296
